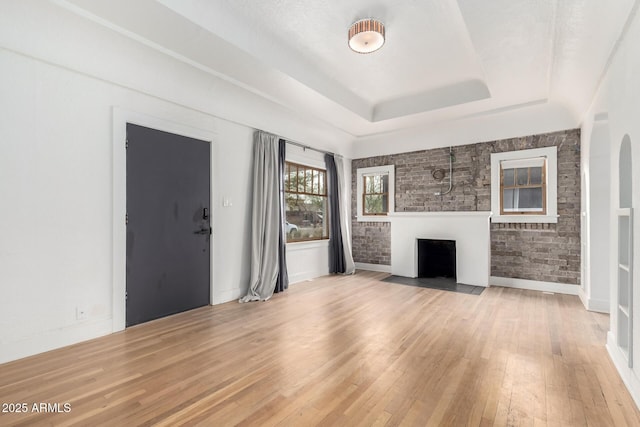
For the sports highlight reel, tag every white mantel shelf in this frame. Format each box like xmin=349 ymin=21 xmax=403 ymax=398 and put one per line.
xmin=390 ymin=211 xmax=491 ymax=286
xmin=389 ymin=211 xmax=493 ymax=218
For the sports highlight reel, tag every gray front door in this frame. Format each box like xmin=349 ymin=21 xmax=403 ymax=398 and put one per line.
xmin=126 ymin=123 xmax=211 ymax=327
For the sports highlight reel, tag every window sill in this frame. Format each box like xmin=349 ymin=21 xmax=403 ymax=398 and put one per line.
xmin=491 ymin=214 xmax=558 ymax=224
xmin=357 ymin=215 xmax=390 ymax=223
xmin=286 ymin=239 xmax=329 ymax=250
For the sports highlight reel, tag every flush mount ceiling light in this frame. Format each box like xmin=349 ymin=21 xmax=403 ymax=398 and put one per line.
xmin=348 ymin=18 xmax=385 ymax=54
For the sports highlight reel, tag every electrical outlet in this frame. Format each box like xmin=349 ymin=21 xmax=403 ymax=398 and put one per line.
xmin=76 ymin=306 xmax=88 ymax=321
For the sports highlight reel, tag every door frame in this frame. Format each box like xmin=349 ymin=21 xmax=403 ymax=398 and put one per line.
xmin=112 ymin=107 xmax=215 ymax=332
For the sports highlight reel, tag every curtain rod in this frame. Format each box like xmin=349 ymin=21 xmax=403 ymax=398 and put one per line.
xmin=284 ymin=139 xmax=334 ymax=157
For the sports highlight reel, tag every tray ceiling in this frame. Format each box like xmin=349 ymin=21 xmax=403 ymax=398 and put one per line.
xmin=62 ymin=0 xmax=637 ymax=138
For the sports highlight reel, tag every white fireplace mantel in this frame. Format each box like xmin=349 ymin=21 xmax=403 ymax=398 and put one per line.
xmin=389 ymin=211 xmax=492 ymax=286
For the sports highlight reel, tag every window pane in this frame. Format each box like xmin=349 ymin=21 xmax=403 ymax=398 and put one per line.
xmin=381 ymin=174 xmax=389 ymax=193
xmin=364 ymin=194 xmax=386 ymax=214
xmin=517 ymin=187 xmax=543 ymax=210
xmin=288 ymin=166 xmax=296 ymax=192
xmin=306 ymin=169 xmax=313 ymax=193
xmin=503 ymin=188 xmax=514 ymax=210
xmin=312 ymin=170 xmax=318 ymax=194
xmin=297 ymin=167 xmax=304 ymax=193
xmin=364 ymin=173 xmax=389 ymax=194
xmin=516 ymin=168 xmax=529 ymax=186
xmin=284 ymin=164 xmax=290 ymax=190
xmin=530 ymin=167 xmax=542 ymax=185
xmin=503 ymin=168 xmax=515 ymax=186
xmin=285 ymin=193 xmax=327 ymax=242
xmin=284 ymin=162 xmax=328 ymax=241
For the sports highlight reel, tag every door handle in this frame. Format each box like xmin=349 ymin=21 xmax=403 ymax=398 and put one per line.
xmin=193 ymin=227 xmax=211 ymax=235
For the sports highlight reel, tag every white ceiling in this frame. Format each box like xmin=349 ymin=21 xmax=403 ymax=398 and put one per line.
xmin=62 ymin=0 xmax=637 ymax=139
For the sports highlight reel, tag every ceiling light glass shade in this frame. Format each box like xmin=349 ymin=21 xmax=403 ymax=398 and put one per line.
xmin=348 ymin=19 xmax=385 ymax=54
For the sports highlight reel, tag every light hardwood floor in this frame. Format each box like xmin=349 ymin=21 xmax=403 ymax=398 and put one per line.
xmin=1 ymin=271 xmax=639 ymax=426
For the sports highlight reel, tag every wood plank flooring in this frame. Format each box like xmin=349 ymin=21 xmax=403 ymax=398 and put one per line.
xmin=1 ymin=271 xmax=639 ymax=426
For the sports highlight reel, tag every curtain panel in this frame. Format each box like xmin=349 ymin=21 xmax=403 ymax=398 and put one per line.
xmin=325 ymin=154 xmax=356 ymax=274
xmin=334 ymin=154 xmax=356 ymax=274
xmin=274 ymin=139 xmax=289 ymax=293
xmin=240 ymin=131 xmax=288 ymax=302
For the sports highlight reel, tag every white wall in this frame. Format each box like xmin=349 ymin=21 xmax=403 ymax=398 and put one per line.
xmin=587 ymin=121 xmax=612 ymax=312
xmin=0 ymin=1 xmax=350 ymax=364
xmin=581 ymin=3 xmax=640 ymax=408
xmin=351 ymin=101 xmax=578 ymax=159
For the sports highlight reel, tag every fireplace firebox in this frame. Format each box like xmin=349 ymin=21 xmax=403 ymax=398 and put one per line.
xmin=417 ymin=239 xmax=456 ymax=279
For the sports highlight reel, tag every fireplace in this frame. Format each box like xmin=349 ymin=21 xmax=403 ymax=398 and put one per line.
xmin=417 ymin=239 xmax=456 ymax=279
xmin=389 ymin=211 xmax=491 ymax=286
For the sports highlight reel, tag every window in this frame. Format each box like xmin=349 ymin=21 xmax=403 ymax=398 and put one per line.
xmin=363 ymin=174 xmax=389 ymax=215
xmin=500 ymin=158 xmax=546 ymax=214
xmin=284 ymin=162 xmax=328 ymax=242
xmin=356 ymin=165 xmax=395 ymax=222
xmin=490 ymin=146 xmax=557 ymax=223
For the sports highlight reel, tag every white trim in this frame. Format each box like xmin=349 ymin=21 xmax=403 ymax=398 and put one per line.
xmin=214 ymin=289 xmax=244 ymax=305
xmin=489 ymin=276 xmax=579 ymax=295
xmin=607 ymin=332 xmax=640 ymax=410
xmin=578 ymin=286 xmax=588 ymax=307
xmin=285 ymin=144 xmax=326 ymax=170
xmin=0 ymin=319 xmax=112 ymax=365
xmin=491 ymin=146 xmax=558 ymax=223
xmin=578 ymin=287 xmax=610 ymax=313
xmin=286 ymin=240 xmax=330 ymax=251
xmin=501 ymin=157 xmax=546 ymax=169
xmin=587 ymin=298 xmax=610 ymax=313
xmin=356 ymin=165 xmax=395 ymax=222
xmin=389 ymin=211 xmax=492 ymax=218
xmin=112 ymin=107 xmax=216 ymax=333
xmin=355 ymin=262 xmax=392 ymax=273
xmin=289 ymin=271 xmax=327 ymax=284
xmin=492 ymin=215 xmax=558 ymax=224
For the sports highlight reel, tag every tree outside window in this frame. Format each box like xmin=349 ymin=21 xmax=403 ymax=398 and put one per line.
xmin=363 ymin=174 xmax=389 ymax=215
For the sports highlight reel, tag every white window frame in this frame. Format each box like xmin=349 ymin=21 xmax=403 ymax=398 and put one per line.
xmin=356 ymin=165 xmax=395 ymax=222
xmin=285 ymin=144 xmax=329 ymax=247
xmin=491 ymin=146 xmax=558 ymax=223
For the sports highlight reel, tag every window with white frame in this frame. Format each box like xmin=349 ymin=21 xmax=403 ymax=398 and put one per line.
xmin=285 ymin=161 xmax=328 ymax=242
xmin=491 ymin=146 xmax=557 ymax=223
xmin=356 ymin=165 xmax=394 ymax=222
xmin=500 ymin=157 xmax=546 ymax=214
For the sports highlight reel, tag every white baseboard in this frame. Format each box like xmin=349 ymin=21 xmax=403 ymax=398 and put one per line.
xmin=355 ymin=262 xmax=392 ymax=273
xmin=289 ymin=270 xmax=329 ymax=285
xmin=214 ymin=288 xmax=244 ymax=305
xmin=607 ymin=332 xmax=640 ymax=410
xmin=586 ymin=297 xmax=610 ymax=313
xmin=1 ymin=318 xmax=113 ymax=365
xmin=489 ymin=276 xmax=579 ymax=295
xmin=578 ymin=288 xmax=610 ymax=313
xmin=578 ymin=286 xmax=588 ymax=307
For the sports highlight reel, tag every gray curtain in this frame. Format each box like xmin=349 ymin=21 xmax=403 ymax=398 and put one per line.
xmin=325 ymin=154 xmax=345 ymax=273
xmin=274 ymin=139 xmax=289 ymax=293
xmin=240 ymin=131 xmax=285 ymax=302
xmin=334 ymin=155 xmax=356 ymax=274
xmin=325 ymin=154 xmax=356 ymax=274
